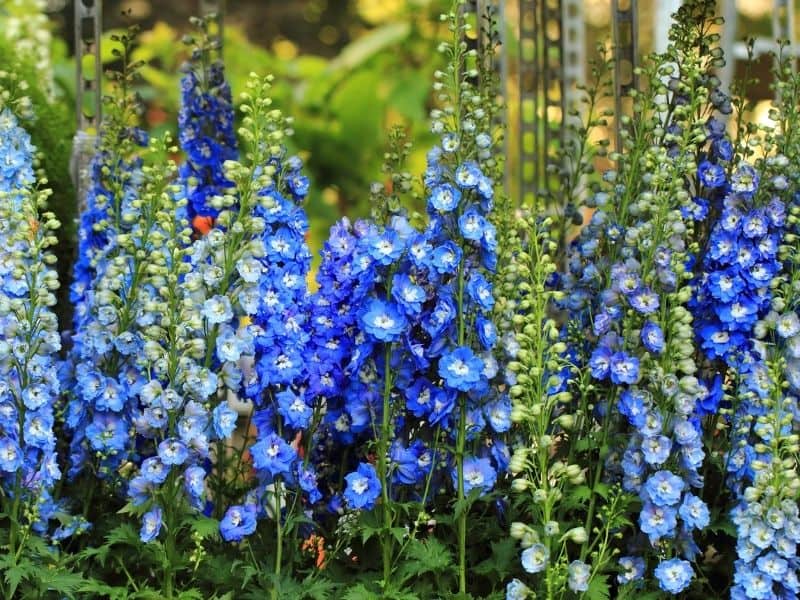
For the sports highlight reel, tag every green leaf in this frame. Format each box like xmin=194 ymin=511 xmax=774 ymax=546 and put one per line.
xmin=453 ymin=488 xmax=483 ymax=521
xmin=342 ymin=583 xmax=380 ymax=600
xmin=190 ymin=515 xmax=220 ymax=540
xmin=585 ymin=574 xmax=610 ymax=600
xmin=328 ymin=23 xmax=411 ymax=74
xmin=472 ymin=537 xmax=517 ymax=580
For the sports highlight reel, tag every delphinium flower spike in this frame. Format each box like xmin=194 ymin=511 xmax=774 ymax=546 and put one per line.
xmin=178 ymin=15 xmax=237 ymax=227
xmin=0 ymin=108 xmax=65 ymax=556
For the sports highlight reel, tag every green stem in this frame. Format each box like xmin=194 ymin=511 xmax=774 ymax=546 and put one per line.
xmin=378 ymin=343 xmax=394 ymax=587
xmin=273 ymin=477 xmax=283 ymax=600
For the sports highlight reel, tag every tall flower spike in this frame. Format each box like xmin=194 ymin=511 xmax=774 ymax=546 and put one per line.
xmin=0 ymin=108 xmax=64 ymax=540
xmin=178 ymin=17 xmax=238 ymax=225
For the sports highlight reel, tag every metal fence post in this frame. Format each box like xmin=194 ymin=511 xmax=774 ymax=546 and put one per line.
xmin=71 ymin=0 xmax=103 ymax=213
xmin=611 ymin=0 xmax=639 ymax=153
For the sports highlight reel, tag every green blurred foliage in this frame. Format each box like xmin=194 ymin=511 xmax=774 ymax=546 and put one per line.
xmin=0 ymin=35 xmax=76 ymax=326
xmin=55 ymin=0 xmax=450 ymax=260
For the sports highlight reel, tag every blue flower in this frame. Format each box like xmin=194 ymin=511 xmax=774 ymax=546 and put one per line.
xmin=202 ymin=295 xmax=233 ymax=324
xmin=343 ymin=462 xmax=381 ymax=510
xmin=140 ymin=507 xmax=163 ymax=543
xmin=568 ymin=560 xmax=591 ymax=593
xmin=617 ymin=555 xmax=646 ymax=584
xmin=276 ymin=390 xmax=312 ymax=430
xmin=220 ymin=505 xmax=257 ymax=542
xmin=438 ymin=346 xmax=484 ymax=392
xmin=429 ymin=183 xmax=461 ymax=212
xmin=698 ymin=160 xmax=726 ymax=188
xmin=250 ymin=433 xmax=297 ymax=477
xmin=453 ymin=456 xmax=497 ymax=495
xmin=640 ymin=502 xmax=677 ymax=543
xmin=589 ymin=345 xmax=612 ymax=380
xmin=654 ymin=558 xmax=693 ymax=594
xmin=679 ymin=493 xmax=710 ymax=530
xmin=360 ymin=299 xmax=408 ymax=342
xmin=0 ymin=437 xmax=22 ymax=472
xmin=641 ymin=321 xmax=665 ymax=354
xmin=157 ymin=438 xmax=189 ymax=466
xmin=642 ymin=471 xmax=685 ymax=506
xmin=391 ymin=273 xmax=426 ymax=315
xmin=520 ymin=543 xmax=549 ymax=574
xmin=455 ymin=161 xmax=482 ymax=188
xmin=458 ymin=207 xmax=486 ymax=241
xmin=430 ymin=241 xmax=462 ymax=275
xmin=467 ymin=272 xmax=494 ymax=312
xmin=629 ymin=287 xmax=660 ymax=314
xmin=609 ymin=352 xmax=639 ymax=385
xmin=213 ymin=402 xmax=239 ymax=439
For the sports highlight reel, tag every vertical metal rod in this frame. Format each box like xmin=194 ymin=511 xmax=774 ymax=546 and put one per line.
xmin=611 ymin=0 xmax=638 ymax=153
xmin=518 ymin=0 xmax=537 ymax=209
xmin=72 ymin=0 xmax=103 ymax=213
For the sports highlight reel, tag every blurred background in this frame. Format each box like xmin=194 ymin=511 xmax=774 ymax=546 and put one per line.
xmin=31 ymin=0 xmax=800 ymax=254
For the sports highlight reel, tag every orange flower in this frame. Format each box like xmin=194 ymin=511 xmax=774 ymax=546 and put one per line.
xmin=192 ymin=215 xmax=215 ymax=237
xmin=301 ymin=533 xmax=327 ymax=569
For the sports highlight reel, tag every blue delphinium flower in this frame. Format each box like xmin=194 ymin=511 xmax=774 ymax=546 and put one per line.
xmin=219 ymin=504 xmax=258 ymax=542
xmin=0 ymin=109 xmax=67 ymax=539
xmin=177 ymin=48 xmax=237 ymax=221
xmin=343 ymin=462 xmax=381 ymax=510
xmin=654 ymin=558 xmax=694 ymax=594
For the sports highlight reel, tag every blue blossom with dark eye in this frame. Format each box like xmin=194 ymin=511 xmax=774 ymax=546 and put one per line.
xmin=344 ymin=462 xmax=381 ymax=510
xmin=139 ymin=507 xmax=163 ymax=543
xmin=157 ymin=438 xmax=188 ymax=466
xmin=141 ymin=457 xmax=170 ymax=484
xmin=219 ymin=504 xmax=257 ymax=542
xmin=184 ymin=465 xmax=206 ymax=499
xmin=429 ymin=183 xmax=461 ymax=212
xmin=360 ymin=299 xmax=408 ymax=342
xmin=698 ymin=160 xmax=726 ymax=188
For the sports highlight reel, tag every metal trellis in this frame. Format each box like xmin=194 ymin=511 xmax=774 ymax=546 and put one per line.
xmin=611 ymin=0 xmax=639 ymax=153
xmin=71 ymin=0 xmax=102 ymax=212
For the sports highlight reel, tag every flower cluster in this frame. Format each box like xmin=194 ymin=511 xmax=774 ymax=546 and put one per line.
xmin=177 ymin=24 xmax=237 ymax=223
xmin=0 ymin=108 xmax=63 ymax=537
